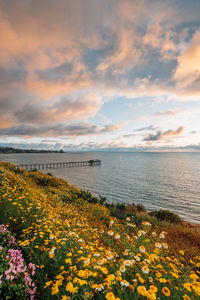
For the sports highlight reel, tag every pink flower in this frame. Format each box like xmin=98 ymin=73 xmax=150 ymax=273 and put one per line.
xmin=28 ymin=263 xmax=36 ymax=276
xmin=0 ymin=224 xmax=36 ymax=298
xmin=0 ymin=224 xmax=9 ymax=233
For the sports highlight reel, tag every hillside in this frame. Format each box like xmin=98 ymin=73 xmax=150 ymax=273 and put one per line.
xmin=0 ymin=162 xmax=200 ymax=299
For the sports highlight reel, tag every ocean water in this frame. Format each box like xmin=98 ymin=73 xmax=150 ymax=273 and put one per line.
xmin=1 ymin=152 xmax=200 ymax=224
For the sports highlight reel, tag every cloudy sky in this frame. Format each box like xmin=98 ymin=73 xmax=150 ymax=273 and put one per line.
xmin=0 ymin=0 xmax=200 ymax=151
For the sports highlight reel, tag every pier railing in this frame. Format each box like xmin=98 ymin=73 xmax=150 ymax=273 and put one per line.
xmin=17 ymin=159 xmax=101 ymax=170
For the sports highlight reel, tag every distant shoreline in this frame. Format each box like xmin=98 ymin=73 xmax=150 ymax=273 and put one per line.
xmin=1 ymin=148 xmax=200 ymax=154
xmin=0 ymin=146 xmax=64 ymax=154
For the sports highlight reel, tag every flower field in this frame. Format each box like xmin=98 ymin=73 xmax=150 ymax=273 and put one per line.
xmin=0 ymin=162 xmax=200 ymax=299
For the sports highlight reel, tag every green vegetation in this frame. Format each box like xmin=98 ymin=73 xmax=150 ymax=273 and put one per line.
xmin=150 ymin=209 xmax=182 ymax=224
xmin=0 ymin=162 xmax=200 ymax=299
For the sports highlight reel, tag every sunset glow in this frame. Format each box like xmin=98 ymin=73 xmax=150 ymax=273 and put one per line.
xmin=0 ymin=0 xmax=200 ymax=151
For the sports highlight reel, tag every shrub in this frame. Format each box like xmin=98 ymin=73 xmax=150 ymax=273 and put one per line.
xmin=14 ymin=167 xmax=25 ymax=175
xmin=150 ymin=209 xmax=182 ymax=224
xmin=136 ymin=203 xmax=146 ymax=212
xmin=75 ymin=189 xmax=99 ymax=204
xmin=106 ymin=203 xmax=126 ymax=219
xmin=29 ymin=173 xmax=59 ymax=188
xmin=126 ymin=203 xmax=136 ymax=216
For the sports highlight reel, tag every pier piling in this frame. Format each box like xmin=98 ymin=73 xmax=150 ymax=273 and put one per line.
xmin=17 ymin=159 xmax=101 ymax=171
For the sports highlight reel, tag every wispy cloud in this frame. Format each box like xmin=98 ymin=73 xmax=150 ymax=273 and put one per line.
xmin=0 ymin=122 xmax=125 ymax=137
xmin=153 ymin=109 xmax=180 ymax=117
xmin=134 ymin=125 xmax=159 ymax=132
xmin=143 ymin=126 xmax=185 ymax=142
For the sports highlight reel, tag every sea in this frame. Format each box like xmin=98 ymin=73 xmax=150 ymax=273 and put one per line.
xmin=0 ymin=152 xmax=200 ymax=224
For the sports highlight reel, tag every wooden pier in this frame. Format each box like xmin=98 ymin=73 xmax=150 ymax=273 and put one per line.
xmin=17 ymin=159 xmax=101 ymax=171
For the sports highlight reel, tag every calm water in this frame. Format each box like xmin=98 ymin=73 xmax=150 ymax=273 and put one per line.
xmin=1 ymin=152 xmax=200 ymax=224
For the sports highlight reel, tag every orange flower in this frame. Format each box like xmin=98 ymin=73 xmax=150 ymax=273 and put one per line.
xmin=162 ymin=287 xmax=170 ymax=297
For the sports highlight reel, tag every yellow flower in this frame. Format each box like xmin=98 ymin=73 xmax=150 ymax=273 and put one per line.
xmin=183 ymin=295 xmax=191 ymax=300
xmin=137 ymin=286 xmax=147 ymax=296
xmin=116 ymin=270 xmax=121 ymax=276
xmin=159 ymin=278 xmax=167 ymax=283
xmin=149 ymin=285 xmax=158 ymax=293
xmin=156 ymin=272 xmax=162 ymax=278
xmin=189 ymin=273 xmax=198 ymax=281
xmin=149 ymin=254 xmax=155 ymax=262
xmin=116 ymin=276 xmax=122 ymax=281
xmin=66 ymin=282 xmax=78 ymax=294
xmin=44 ymin=281 xmax=52 ymax=288
xmin=65 ymin=258 xmax=72 ymax=264
xmin=52 ymin=285 xmax=59 ymax=295
xmin=170 ymin=271 xmax=179 ymax=279
xmin=162 ymin=287 xmax=170 ymax=297
xmin=106 ymin=292 xmax=116 ymax=300
xmin=146 ymin=290 xmax=156 ymax=300
xmin=136 ymin=273 xmax=145 ymax=283
xmin=193 ymin=286 xmax=200 ymax=296
xmin=106 ymin=274 xmax=115 ymax=282
xmin=78 ymin=279 xmax=87 ymax=286
xmin=179 ymin=250 xmax=184 ymax=255
xmin=19 ymin=240 xmax=30 ymax=246
xmin=78 ymin=270 xmax=85 ymax=277
xmin=101 ymin=267 xmax=108 ymax=274
xmin=127 ymin=283 xmax=134 ymax=291
xmin=183 ymin=283 xmax=192 ymax=292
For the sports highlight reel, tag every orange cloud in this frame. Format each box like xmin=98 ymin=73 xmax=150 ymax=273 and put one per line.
xmin=97 ymin=28 xmax=142 ymax=74
xmin=0 ymin=0 xmax=200 ymax=144
xmin=174 ymin=30 xmax=200 ymax=92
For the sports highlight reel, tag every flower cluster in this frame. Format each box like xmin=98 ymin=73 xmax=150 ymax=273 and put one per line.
xmin=0 ymin=162 xmax=200 ymax=299
xmin=0 ymin=223 xmax=36 ymax=299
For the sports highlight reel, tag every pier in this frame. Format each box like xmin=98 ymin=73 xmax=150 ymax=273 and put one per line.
xmin=17 ymin=159 xmax=101 ymax=171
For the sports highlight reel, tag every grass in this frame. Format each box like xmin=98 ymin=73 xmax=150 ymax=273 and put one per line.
xmin=0 ymin=161 xmax=200 ymax=299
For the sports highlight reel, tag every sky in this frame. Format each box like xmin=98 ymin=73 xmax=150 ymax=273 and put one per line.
xmin=0 ymin=0 xmax=200 ymax=151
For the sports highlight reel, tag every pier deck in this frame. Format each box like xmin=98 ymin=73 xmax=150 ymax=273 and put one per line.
xmin=17 ymin=159 xmax=101 ymax=170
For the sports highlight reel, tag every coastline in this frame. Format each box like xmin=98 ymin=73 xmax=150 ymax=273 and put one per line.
xmin=1 ymin=151 xmax=199 ymax=225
